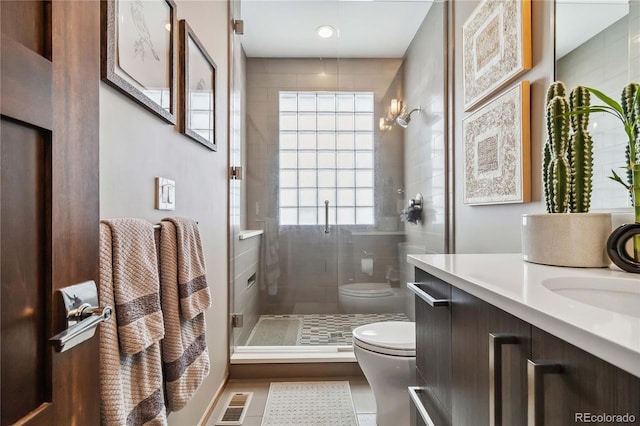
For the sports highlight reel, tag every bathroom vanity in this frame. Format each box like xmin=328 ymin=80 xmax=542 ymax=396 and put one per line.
xmin=407 ymin=254 xmax=640 ymax=426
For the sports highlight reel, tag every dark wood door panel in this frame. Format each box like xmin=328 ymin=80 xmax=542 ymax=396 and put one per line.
xmin=531 ymin=327 xmax=640 ymax=426
xmin=451 ymin=287 xmax=530 ymax=426
xmin=0 ymin=0 xmax=49 ymax=56
xmin=414 ymin=268 xmax=452 ymax=422
xmin=1 ymin=119 xmax=51 ymax=425
xmin=0 ymin=35 xmax=53 ymax=130
xmin=1 ymin=0 xmax=100 ymax=424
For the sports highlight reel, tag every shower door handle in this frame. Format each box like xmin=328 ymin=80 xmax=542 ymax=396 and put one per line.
xmin=324 ymin=200 xmax=330 ymax=234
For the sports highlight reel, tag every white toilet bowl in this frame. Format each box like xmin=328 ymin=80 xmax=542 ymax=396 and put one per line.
xmin=338 ymin=282 xmax=405 ymax=313
xmin=353 ymin=321 xmax=416 ymax=426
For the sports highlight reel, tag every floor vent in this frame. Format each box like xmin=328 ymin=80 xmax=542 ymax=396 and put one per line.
xmin=216 ymin=392 xmax=253 ymax=426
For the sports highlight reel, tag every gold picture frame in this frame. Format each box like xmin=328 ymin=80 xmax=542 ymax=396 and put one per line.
xmin=463 ymin=81 xmax=531 ymax=205
xmin=462 ymin=0 xmax=531 ymax=111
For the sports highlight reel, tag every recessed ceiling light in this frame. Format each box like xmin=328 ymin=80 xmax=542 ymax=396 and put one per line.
xmin=316 ymin=25 xmax=335 ymax=39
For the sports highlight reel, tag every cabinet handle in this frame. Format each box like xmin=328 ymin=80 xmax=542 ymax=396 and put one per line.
xmin=527 ymin=360 xmax=562 ymax=426
xmin=489 ymin=333 xmax=519 ymax=426
xmin=407 ymin=282 xmax=449 ymax=307
xmin=408 ymin=386 xmax=435 ymax=426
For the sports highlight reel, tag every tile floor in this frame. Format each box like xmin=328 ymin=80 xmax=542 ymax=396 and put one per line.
xmin=244 ymin=313 xmax=410 ymax=346
xmin=206 ymin=377 xmax=377 ymax=426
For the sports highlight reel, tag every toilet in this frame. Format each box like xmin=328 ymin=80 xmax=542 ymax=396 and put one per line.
xmin=353 ymin=321 xmax=416 ymax=426
xmin=338 ymin=282 xmax=405 ymax=313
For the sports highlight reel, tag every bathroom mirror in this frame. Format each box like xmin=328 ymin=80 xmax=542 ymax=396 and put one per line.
xmin=554 ymin=0 xmax=639 ymax=210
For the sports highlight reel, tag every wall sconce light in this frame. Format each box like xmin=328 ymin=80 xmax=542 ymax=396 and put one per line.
xmin=390 ymin=99 xmax=401 ymax=117
xmin=379 ymin=117 xmax=394 ymax=131
xmin=396 ymin=107 xmax=422 ymax=128
xmin=379 ymin=98 xmax=403 ymax=131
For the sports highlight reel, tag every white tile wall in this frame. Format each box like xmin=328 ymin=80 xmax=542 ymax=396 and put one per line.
xmin=557 ymin=15 xmax=633 ymax=210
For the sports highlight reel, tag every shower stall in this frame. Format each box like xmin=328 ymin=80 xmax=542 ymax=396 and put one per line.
xmin=229 ymin=0 xmax=448 ymax=360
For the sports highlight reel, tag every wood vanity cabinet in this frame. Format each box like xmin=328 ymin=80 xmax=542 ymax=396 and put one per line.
xmin=413 ymin=268 xmax=452 ymax=426
xmin=411 ymin=269 xmax=640 ymax=426
xmin=531 ymin=327 xmax=640 ymax=426
xmin=451 ymin=287 xmax=530 ymax=426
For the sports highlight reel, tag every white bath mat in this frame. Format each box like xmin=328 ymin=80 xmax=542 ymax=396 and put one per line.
xmin=261 ymin=381 xmax=358 ymax=426
xmin=245 ymin=318 xmax=301 ymax=346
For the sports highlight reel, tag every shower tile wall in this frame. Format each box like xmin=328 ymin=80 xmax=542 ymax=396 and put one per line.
xmin=245 ymin=58 xmax=406 ymax=314
xmin=403 ymin=2 xmax=447 ymax=255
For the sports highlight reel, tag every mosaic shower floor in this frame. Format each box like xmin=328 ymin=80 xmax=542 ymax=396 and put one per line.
xmin=244 ymin=313 xmax=410 ymax=346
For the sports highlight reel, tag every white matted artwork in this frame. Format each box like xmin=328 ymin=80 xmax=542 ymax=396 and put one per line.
xmin=462 ymin=0 xmax=531 ymax=111
xmin=463 ymin=81 xmax=531 ymax=205
xmin=116 ymin=0 xmax=171 ymax=92
xmin=102 ymin=0 xmax=177 ymax=123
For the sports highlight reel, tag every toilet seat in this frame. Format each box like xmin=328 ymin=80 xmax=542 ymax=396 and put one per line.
xmin=352 ymin=321 xmax=416 ymax=357
xmin=339 ymin=283 xmax=395 ymax=298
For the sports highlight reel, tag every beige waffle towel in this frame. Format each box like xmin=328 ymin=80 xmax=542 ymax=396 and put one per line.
xmin=162 ymin=217 xmax=211 ymax=319
xmin=102 ymin=218 xmax=164 ymax=355
xmin=99 ymin=220 xmax=167 ymax=426
xmin=159 ymin=219 xmax=210 ymax=412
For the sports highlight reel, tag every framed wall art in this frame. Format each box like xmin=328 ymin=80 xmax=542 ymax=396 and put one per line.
xmin=101 ymin=0 xmax=177 ymax=124
xmin=462 ymin=0 xmax=531 ymax=111
xmin=179 ymin=20 xmax=217 ymax=151
xmin=463 ymin=81 xmax=531 ymax=205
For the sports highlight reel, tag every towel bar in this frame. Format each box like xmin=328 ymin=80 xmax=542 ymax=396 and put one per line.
xmin=153 ymin=220 xmax=198 ymax=230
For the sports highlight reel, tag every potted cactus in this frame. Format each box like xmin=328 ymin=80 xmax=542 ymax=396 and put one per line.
xmin=566 ymin=82 xmax=640 ymax=272
xmin=521 ymin=82 xmax=612 ymax=267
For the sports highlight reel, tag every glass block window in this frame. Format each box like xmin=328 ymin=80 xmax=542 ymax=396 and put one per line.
xmin=279 ymin=91 xmax=375 ymax=225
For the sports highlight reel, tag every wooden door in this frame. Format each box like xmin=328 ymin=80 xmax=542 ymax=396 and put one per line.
xmin=451 ymin=288 xmax=530 ymax=426
xmin=1 ymin=1 xmax=100 ymax=424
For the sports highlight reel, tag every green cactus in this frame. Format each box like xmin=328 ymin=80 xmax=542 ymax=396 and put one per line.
xmin=559 ymin=82 xmax=640 ymax=262
xmin=543 ymin=143 xmax=552 ymax=212
xmin=546 ymin=81 xmax=567 ymax=105
xmin=544 ymin=94 xmax=571 ymax=213
xmin=568 ymin=86 xmax=593 ymax=213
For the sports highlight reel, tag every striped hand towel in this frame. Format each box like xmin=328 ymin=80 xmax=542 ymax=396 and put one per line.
xmin=159 ymin=220 xmax=210 ymax=412
xmin=162 ymin=217 xmax=211 ymax=319
xmin=99 ymin=221 xmax=167 ymax=426
xmin=102 ymin=218 xmax=164 ymax=355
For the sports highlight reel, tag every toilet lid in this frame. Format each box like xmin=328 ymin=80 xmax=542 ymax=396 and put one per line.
xmin=352 ymin=321 xmax=415 ymax=356
xmin=339 ymin=283 xmax=395 ymax=298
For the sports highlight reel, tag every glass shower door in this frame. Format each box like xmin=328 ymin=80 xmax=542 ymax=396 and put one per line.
xmin=230 ymin=0 xmax=438 ymax=356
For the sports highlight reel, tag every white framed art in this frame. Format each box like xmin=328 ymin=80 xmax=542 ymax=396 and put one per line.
xmin=463 ymin=81 xmax=531 ymax=205
xmin=462 ymin=0 xmax=531 ymax=111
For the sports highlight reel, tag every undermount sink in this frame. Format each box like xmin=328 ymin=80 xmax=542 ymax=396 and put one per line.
xmin=542 ymin=276 xmax=640 ymax=318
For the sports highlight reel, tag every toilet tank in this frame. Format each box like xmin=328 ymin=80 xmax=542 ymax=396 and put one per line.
xmin=398 ymin=243 xmax=426 ymax=321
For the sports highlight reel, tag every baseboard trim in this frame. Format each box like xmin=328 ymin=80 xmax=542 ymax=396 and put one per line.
xmin=197 ymin=371 xmax=230 ymax=426
xmin=230 ymin=362 xmax=364 ymax=379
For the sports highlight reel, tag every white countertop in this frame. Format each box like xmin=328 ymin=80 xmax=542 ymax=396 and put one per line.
xmin=408 ymin=254 xmax=640 ymax=378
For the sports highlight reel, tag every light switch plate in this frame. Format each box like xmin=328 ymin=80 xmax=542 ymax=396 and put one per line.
xmin=155 ymin=177 xmax=176 ymax=210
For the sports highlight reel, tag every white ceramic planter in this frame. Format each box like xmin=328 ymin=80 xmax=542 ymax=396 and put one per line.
xmin=521 ymin=213 xmax=612 ymax=268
